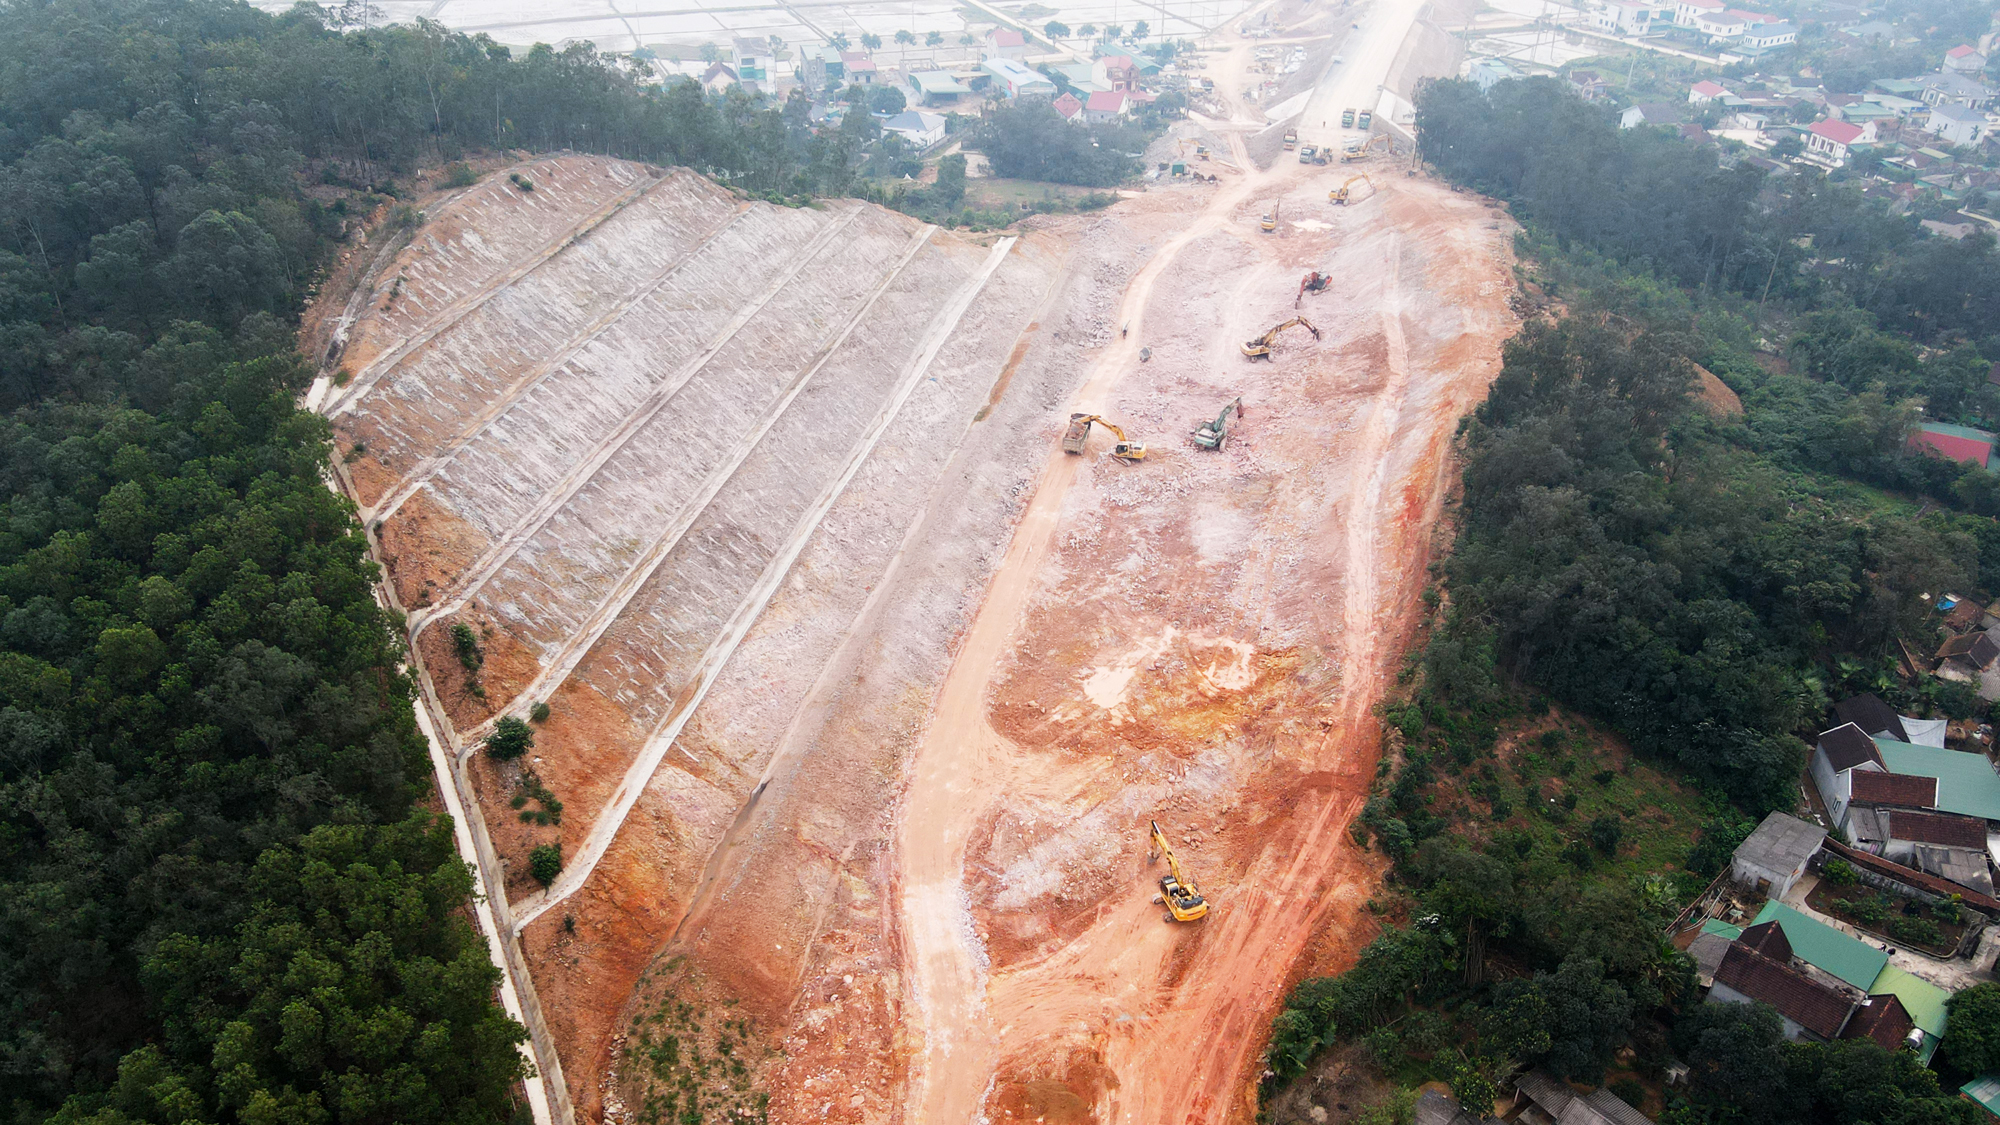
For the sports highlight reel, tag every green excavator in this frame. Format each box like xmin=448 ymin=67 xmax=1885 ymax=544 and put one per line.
xmin=1193 ymin=398 xmax=1242 ymax=450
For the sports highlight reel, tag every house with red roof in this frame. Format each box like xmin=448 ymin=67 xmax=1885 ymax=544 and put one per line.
xmin=1946 ymin=44 xmax=1987 ymax=74
xmin=1093 ymin=54 xmax=1140 ymax=91
xmin=984 ymin=28 xmax=1027 ymax=60
xmin=1083 ymin=89 xmax=1129 ymax=122
xmin=1909 ymin=421 xmax=1996 ymax=469
xmin=1806 ymin=117 xmax=1867 ymax=165
xmin=1689 ymin=79 xmax=1729 ymax=103
xmin=1052 ymin=91 xmax=1084 ymax=123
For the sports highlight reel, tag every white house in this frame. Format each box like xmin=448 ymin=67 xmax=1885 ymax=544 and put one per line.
xmin=984 ymin=28 xmax=1027 ymax=60
xmin=1806 ymin=117 xmax=1867 ymax=165
xmin=1690 ymin=79 xmax=1730 ymax=103
xmin=1593 ymin=0 xmax=1653 ymax=35
xmin=1811 ymin=722 xmax=1886 ymax=830
xmin=881 ymin=110 xmax=946 ymax=148
xmin=1730 ymin=812 xmax=1827 ymax=899
xmin=1468 ymin=58 xmax=1525 ymax=90
xmin=1083 ymin=89 xmax=1130 ymax=122
xmin=700 ymin=61 xmax=739 ymax=93
xmin=1742 ymin=22 xmax=1798 ymax=49
xmin=981 ymin=57 xmax=1055 ymax=99
xmin=1621 ymin=102 xmax=1681 ymax=127
xmin=1927 ymin=101 xmax=1990 ymax=145
xmin=1915 ymin=71 xmax=1994 ymax=109
xmin=1676 ymin=0 xmax=1725 ymax=26
xmin=1693 ymin=9 xmax=1749 ymax=38
xmin=841 ymin=51 xmax=877 ymax=84
xmin=732 ymin=39 xmax=771 ymax=84
xmin=1052 ymin=91 xmax=1085 ymax=122
xmin=1946 ymin=44 xmax=1987 ymax=74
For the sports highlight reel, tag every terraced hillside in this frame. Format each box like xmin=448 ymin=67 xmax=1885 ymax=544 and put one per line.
xmin=316 ymin=154 xmax=1069 ymax=1118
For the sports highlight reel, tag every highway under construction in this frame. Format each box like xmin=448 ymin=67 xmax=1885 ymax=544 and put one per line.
xmin=306 ymin=0 xmax=1519 ymax=1118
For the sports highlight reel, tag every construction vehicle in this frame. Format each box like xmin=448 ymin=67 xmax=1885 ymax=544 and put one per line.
xmin=1357 ymin=109 xmax=1372 ymax=129
xmin=1242 ymin=316 xmax=1319 ymax=360
xmin=1061 ymin=413 xmax=1146 ymax=460
xmin=1341 ymin=108 xmax=1355 ymax=128
xmin=1260 ymin=200 xmax=1279 ymax=233
xmin=1150 ymin=820 xmax=1208 ymax=922
xmin=1297 ymin=270 xmax=1330 ymax=306
xmin=1329 ymin=174 xmax=1372 ymax=205
xmin=1282 ymin=126 xmax=1298 ymax=151
xmin=1298 ymin=143 xmax=1317 ymax=163
xmin=1193 ymin=398 xmax=1242 ymax=450
xmin=1341 ymin=135 xmax=1391 ymax=162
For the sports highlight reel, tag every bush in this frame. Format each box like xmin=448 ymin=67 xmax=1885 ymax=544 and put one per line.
xmin=1840 ymin=893 xmax=1889 ymax=927
xmin=1821 ymin=857 xmax=1859 ymax=887
xmin=1589 ymin=814 xmax=1623 ymax=856
xmin=508 ymin=172 xmax=535 ymax=192
xmin=441 ymin=162 xmax=479 ymax=188
xmin=1609 ymin=1078 xmax=1646 ymax=1111
xmin=452 ymin=621 xmax=483 ymax=671
xmin=530 ymin=701 xmax=551 ymax=723
xmin=485 ymin=715 xmax=533 ymax=760
xmin=528 ymin=843 xmax=562 ymax=885
xmin=1888 ymin=915 xmax=1945 ymax=948
xmin=1561 ymin=840 xmax=1595 ymax=869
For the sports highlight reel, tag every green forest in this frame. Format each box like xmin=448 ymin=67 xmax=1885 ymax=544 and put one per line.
xmin=0 ymin=0 xmax=903 ymax=1120
xmin=1262 ymin=75 xmax=2000 ymax=1119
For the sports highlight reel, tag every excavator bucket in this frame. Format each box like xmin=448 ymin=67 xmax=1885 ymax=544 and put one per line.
xmin=1148 ymin=819 xmax=1208 ymax=922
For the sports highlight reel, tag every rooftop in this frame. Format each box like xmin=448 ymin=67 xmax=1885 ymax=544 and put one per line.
xmin=1889 ymin=809 xmax=1988 ymax=848
xmin=1832 ymin=693 xmax=1909 ymax=742
xmin=1820 ymin=722 xmax=1885 ymax=771
xmin=1735 ymin=811 xmax=1828 ymax=876
xmin=1870 ymin=963 xmax=1949 ymax=1036
xmin=1849 ymin=770 xmax=1938 ymax=808
xmin=1811 ymin=118 xmax=1866 ymax=144
xmin=1840 ymin=993 xmax=1914 ymax=1051
xmin=1716 ymin=943 xmax=1855 ymax=1038
xmin=1750 ymin=900 xmax=1888 ymax=990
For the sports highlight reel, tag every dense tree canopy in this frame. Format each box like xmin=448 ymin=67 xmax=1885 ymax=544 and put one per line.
xmin=1416 ymin=76 xmax=2000 ymax=350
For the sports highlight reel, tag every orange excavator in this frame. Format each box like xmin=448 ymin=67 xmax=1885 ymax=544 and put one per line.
xmin=1297 ymin=270 xmax=1329 ymax=307
xmin=1150 ymin=820 xmax=1208 ymax=922
xmin=1242 ymin=316 xmax=1320 ymax=360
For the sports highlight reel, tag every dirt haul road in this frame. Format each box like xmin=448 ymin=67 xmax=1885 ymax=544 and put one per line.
xmin=888 ymin=9 xmax=1514 ymax=1124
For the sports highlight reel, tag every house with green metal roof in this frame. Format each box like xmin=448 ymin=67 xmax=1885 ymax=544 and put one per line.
xmin=1962 ymin=1074 xmax=2000 ymax=1118
xmin=1877 ymin=739 xmax=2000 ymax=821
xmin=1745 ymin=901 xmax=1951 ymax=1061
xmin=1870 ymin=964 xmax=1949 ymax=1062
xmin=1751 ymin=901 xmax=1889 ymax=989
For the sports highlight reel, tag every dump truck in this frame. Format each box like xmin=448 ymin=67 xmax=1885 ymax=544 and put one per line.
xmin=1341 ymin=108 xmax=1355 ymax=128
xmin=1298 ymin=144 xmax=1317 ymax=163
xmin=1357 ymin=109 xmax=1372 ymax=129
xmin=1282 ymin=126 xmax=1298 ymax=150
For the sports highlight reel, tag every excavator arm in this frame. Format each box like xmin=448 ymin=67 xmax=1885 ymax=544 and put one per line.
xmin=1149 ymin=819 xmax=1207 ymax=922
xmin=1061 ymin=413 xmax=1147 ymax=461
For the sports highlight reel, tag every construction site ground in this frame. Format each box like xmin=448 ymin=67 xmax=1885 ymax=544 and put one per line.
xmin=304 ymin=1 xmax=1520 ymax=1120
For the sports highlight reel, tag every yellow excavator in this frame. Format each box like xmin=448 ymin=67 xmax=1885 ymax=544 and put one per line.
xmin=1242 ymin=316 xmax=1320 ymax=360
xmin=1329 ymin=175 xmax=1373 ymax=206
xmin=1150 ymin=820 xmax=1208 ymax=922
xmin=1061 ymin=413 xmax=1146 ymax=460
xmin=1341 ymin=134 xmax=1392 ymax=163
xmin=1260 ymin=200 xmax=1279 ymax=233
